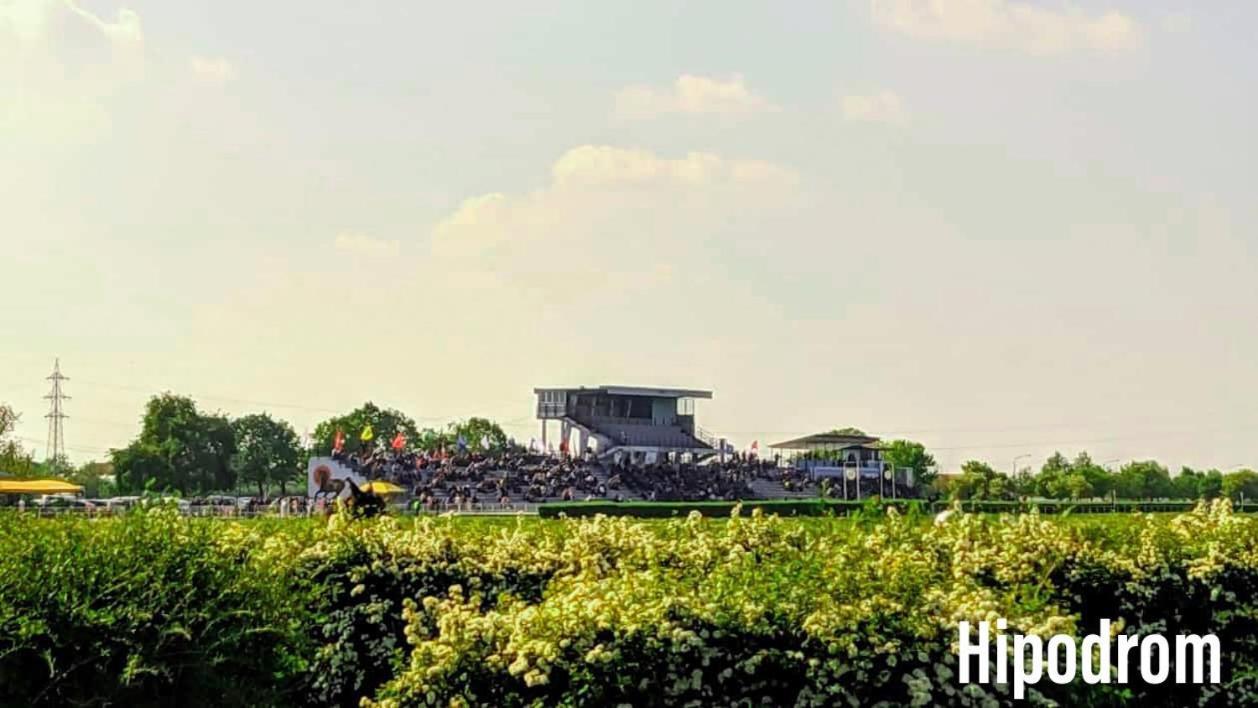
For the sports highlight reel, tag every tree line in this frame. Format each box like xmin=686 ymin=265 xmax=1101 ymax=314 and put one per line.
xmin=1 ymin=396 xmax=510 ymax=498
xmin=5 ymin=399 xmax=1258 ymax=502
xmin=941 ymin=451 xmax=1258 ymax=502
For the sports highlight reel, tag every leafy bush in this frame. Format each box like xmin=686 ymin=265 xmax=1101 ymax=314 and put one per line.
xmin=538 ymin=498 xmax=1250 ymax=518
xmin=294 ymin=515 xmax=561 ymax=707
xmin=5 ymin=503 xmax=1258 ymax=706
xmin=538 ymin=499 xmax=924 ymax=518
xmin=0 ymin=508 xmax=309 ymax=707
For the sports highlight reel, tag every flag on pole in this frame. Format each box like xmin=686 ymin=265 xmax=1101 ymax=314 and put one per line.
xmin=481 ymin=434 xmax=491 ymax=451
xmin=360 ymin=424 xmax=375 ymax=442
xmin=333 ymin=430 xmax=345 ymax=453
xmin=391 ymin=431 xmax=407 ymax=451
xmin=457 ymin=434 xmax=468 ymax=452
xmin=559 ymin=438 xmax=569 ymax=455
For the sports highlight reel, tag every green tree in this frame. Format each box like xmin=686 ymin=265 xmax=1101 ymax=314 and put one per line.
xmin=231 ymin=413 xmax=302 ymax=498
xmin=1222 ymin=469 xmax=1258 ymax=502
xmin=110 ymin=443 xmax=172 ymax=492
xmin=1198 ymin=469 xmax=1225 ymax=499
xmin=1009 ymin=467 xmax=1038 ymax=497
xmin=1073 ymin=452 xmax=1113 ymax=499
xmin=0 ymin=404 xmax=37 ymax=478
xmin=1113 ymin=460 xmax=1173 ymax=500
xmin=829 ymin=427 xmax=867 ymax=437
xmin=880 ymin=439 xmax=937 ymax=489
xmin=416 ymin=427 xmax=453 ymax=454
xmin=1036 ymin=452 xmax=1073 ymax=498
xmin=1173 ymin=467 xmax=1205 ymax=499
xmin=70 ymin=461 xmax=115 ymax=498
xmin=952 ymin=460 xmax=1010 ymax=500
xmin=311 ymin=402 xmax=419 ymax=456
xmin=448 ymin=417 xmax=509 ymax=453
xmin=1030 ymin=451 xmax=1112 ymax=499
xmin=110 ymin=393 xmax=238 ymax=494
xmin=1063 ymin=472 xmax=1091 ymax=500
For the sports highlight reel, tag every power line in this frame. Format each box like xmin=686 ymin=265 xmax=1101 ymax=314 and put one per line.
xmin=11 ymin=363 xmax=1254 ymax=460
xmin=43 ymin=358 xmax=70 ymax=473
xmin=71 ymin=376 xmax=531 ymax=424
xmin=16 ymin=436 xmax=110 ymax=455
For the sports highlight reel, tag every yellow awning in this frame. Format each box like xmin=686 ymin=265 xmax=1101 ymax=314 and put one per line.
xmin=362 ymin=481 xmax=405 ymax=495
xmin=0 ymin=479 xmax=84 ymax=495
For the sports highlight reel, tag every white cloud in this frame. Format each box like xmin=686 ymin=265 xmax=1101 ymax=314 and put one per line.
xmin=547 ymin=145 xmax=796 ymax=188
xmin=615 ymin=74 xmax=779 ymax=118
xmin=64 ymin=0 xmax=142 ymax=47
xmin=333 ymin=232 xmax=400 ymax=257
xmin=189 ymin=55 xmax=235 ymax=84
xmin=870 ymin=0 xmax=1141 ymax=54
xmin=841 ymin=90 xmax=906 ymax=124
xmin=431 ymin=145 xmax=798 ymax=296
xmin=1 ymin=1 xmax=145 ymax=145
xmin=1 ymin=0 xmax=143 ymax=49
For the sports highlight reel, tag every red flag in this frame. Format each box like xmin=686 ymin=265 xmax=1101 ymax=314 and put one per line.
xmin=391 ymin=432 xmax=407 ymax=451
xmin=559 ymin=438 xmax=569 ymax=454
xmin=333 ymin=430 xmax=345 ymax=453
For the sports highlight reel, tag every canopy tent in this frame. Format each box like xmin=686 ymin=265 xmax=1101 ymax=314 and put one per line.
xmin=362 ymin=481 xmax=405 ymax=496
xmin=0 ymin=479 xmax=84 ymax=495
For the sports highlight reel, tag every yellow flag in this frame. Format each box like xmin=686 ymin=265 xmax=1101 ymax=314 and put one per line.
xmin=360 ymin=424 xmax=374 ymax=442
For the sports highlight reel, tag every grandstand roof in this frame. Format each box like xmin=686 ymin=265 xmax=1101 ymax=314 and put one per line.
xmin=533 ymin=385 xmax=712 ymax=399
xmin=769 ymin=432 xmax=881 ymax=450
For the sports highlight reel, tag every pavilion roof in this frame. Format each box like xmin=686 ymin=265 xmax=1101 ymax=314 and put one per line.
xmin=533 ymin=385 xmax=712 ymax=399
xmin=768 ymin=432 xmax=882 ymax=450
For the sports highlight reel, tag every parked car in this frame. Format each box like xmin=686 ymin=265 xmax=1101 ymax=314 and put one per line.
xmin=33 ymin=495 xmax=95 ymax=511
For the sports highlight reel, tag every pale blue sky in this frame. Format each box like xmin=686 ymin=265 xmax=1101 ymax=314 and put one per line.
xmin=2 ymin=1 xmax=1255 ymax=472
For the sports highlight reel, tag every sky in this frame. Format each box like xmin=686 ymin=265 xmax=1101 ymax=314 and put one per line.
xmin=1 ymin=0 xmax=1255 ymax=473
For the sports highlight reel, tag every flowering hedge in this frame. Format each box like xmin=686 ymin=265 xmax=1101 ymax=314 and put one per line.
xmin=2 ymin=503 xmax=1258 ymax=706
xmin=538 ymin=498 xmax=1258 ymax=517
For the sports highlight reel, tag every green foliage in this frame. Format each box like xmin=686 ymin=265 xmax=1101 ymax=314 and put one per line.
xmin=69 ymin=460 xmax=115 ymax=498
xmin=446 ymin=417 xmax=509 ymax=453
xmin=881 ymin=439 xmax=937 ymax=488
xmin=110 ymin=393 xmax=238 ymax=495
xmin=295 ymin=516 xmax=555 ymax=707
xmin=541 ymin=499 xmax=841 ymax=518
xmin=1113 ymin=459 xmax=1174 ymax=500
xmin=365 ymin=503 xmax=1258 ymax=707
xmin=232 ymin=412 xmax=302 ymax=497
xmin=415 ymin=427 xmax=453 ymax=453
xmin=1175 ymin=466 xmax=1225 ymax=500
xmin=0 ymin=509 xmax=309 ymax=707
xmin=1222 ymin=469 xmax=1258 ymax=502
xmin=0 ymin=403 xmax=37 ymax=477
xmin=540 ymin=498 xmax=1235 ymax=518
xmin=10 ymin=499 xmax=1258 ymax=706
xmin=938 ymin=453 xmax=1255 ymax=505
xmin=1033 ymin=451 xmax=1113 ymax=499
xmin=311 ymin=402 xmax=420 ymax=456
xmin=950 ymin=460 xmax=1011 ymax=500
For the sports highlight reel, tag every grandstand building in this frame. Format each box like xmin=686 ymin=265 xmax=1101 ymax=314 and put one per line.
xmin=534 ymin=385 xmax=717 ymax=461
